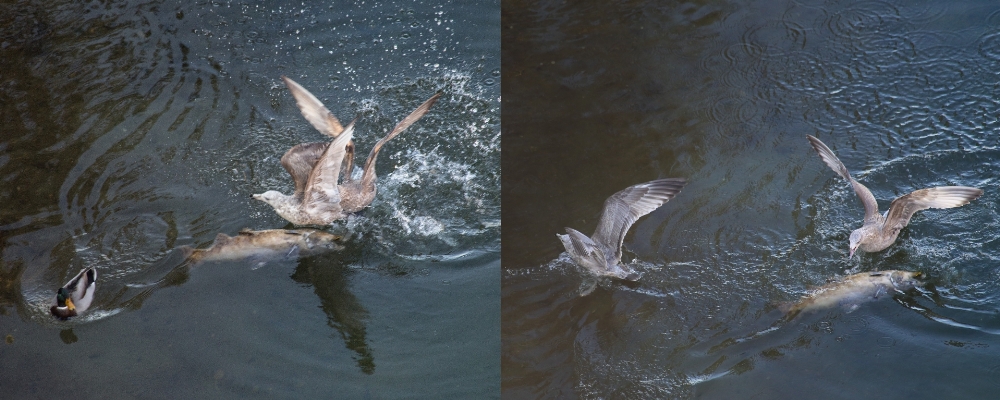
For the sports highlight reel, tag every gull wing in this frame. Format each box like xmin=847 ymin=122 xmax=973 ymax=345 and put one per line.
xmin=591 ymin=178 xmax=687 ymax=265
xmin=282 ymin=76 xmax=345 ymax=137
xmin=883 ymin=186 xmax=983 ymax=232
xmin=303 ymin=119 xmax=356 ymax=212
xmin=559 ymin=228 xmax=603 ymax=261
xmin=807 ymin=135 xmax=880 ymax=224
xmin=281 ymin=142 xmax=329 ymax=197
xmin=360 ymin=93 xmax=442 ymax=187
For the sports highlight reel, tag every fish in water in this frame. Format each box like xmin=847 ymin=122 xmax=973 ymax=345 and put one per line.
xmin=50 ymin=267 xmax=97 ymax=320
xmin=557 ymin=178 xmax=687 ymax=285
xmin=807 ymin=135 xmax=982 ymax=258
xmin=181 ymin=229 xmax=344 ymax=266
xmin=253 ymin=76 xmax=441 ymax=225
xmin=781 ymin=270 xmax=923 ymax=319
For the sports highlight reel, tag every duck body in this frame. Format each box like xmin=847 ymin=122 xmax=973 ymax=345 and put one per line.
xmin=50 ymin=267 xmax=97 ymax=320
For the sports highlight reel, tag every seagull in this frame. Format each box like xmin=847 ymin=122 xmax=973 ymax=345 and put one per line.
xmin=254 ymin=76 xmax=441 ymax=224
xmin=807 ymin=135 xmax=983 ymax=257
xmin=50 ymin=267 xmax=97 ymax=320
xmin=254 ymin=118 xmax=356 ymax=225
xmin=557 ymin=178 xmax=687 ymax=281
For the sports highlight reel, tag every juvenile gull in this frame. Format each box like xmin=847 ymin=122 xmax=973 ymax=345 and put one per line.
xmin=254 ymin=119 xmax=356 ymax=225
xmin=254 ymin=77 xmax=441 ymax=224
xmin=807 ymin=135 xmax=983 ymax=257
xmin=557 ymin=178 xmax=687 ymax=281
xmin=50 ymin=267 xmax=97 ymax=320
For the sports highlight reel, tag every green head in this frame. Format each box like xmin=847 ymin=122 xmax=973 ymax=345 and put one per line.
xmin=51 ymin=287 xmax=78 ymax=319
xmin=55 ymin=288 xmax=75 ymax=310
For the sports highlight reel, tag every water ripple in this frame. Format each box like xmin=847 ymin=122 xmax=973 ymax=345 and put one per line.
xmin=823 ymin=1 xmax=904 ymax=42
xmin=977 ymin=30 xmax=1000 ymax=61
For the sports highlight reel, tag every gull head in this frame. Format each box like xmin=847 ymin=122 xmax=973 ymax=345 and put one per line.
xmin=610 ymin=264 xmax=640 ymax=281
xmin=253 ymin=190 xmax=285 ymax=206
xmin=848 ymin=229 xmax=863 ymax=258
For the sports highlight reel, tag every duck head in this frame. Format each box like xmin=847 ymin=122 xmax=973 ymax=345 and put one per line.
xmin=50 ymin=288 xmax=77 ymax=320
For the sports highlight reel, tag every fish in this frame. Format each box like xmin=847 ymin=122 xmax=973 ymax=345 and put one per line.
xmin=181 ymin=228 xmax=344 ymax=266
xmin=781 ymin=270 xmax=923 ymax=319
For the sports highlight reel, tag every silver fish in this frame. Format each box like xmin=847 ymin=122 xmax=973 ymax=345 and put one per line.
xmin=782 ymin=270 xmax=923 ymax=319
xmin=181 ymin=228 xmax=344 ymax=265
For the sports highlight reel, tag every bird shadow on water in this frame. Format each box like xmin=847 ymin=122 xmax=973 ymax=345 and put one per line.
xmin=289 ymin=250 xmax=375 ymax=375
xmin=0 ymin=261 xmax=28 ymax=318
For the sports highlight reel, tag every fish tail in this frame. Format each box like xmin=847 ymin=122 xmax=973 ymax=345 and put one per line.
xmin=775 ymin=300 xmax=795 ymax=314
xmin=178 ymin=245 xmax=196 ymax=260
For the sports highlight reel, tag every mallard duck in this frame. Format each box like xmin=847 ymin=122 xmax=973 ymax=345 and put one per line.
xmin=253 ymin=76 xmax=441 ymax=225
xmin=807 ymin=135 xmax=982 ymax=258
xmin=557 ymin=178 xmax=687 ymax=281
xmin=50 ymin=267 xmax=97 ymax=320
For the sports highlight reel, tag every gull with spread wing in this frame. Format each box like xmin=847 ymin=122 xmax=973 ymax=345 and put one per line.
xmin=807 ymin=135 xmax=982 ymax=258
xmin=557 ymin=178 xmax=687 ymax=281
xmin=254 ymin=76 xmax=440 ymax=224
xmin=254 ymin=118 xmax=356 ymax=225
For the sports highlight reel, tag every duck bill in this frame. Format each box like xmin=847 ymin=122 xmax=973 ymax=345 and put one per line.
xmin=65 ymin=297 xmax=76 ymax=311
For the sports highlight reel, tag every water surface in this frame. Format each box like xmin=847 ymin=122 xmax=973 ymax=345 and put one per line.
xmin=1 ymin=0 xmax=499 ymax=397
xmin=503 ymin=0 xmax=1000 ymax=398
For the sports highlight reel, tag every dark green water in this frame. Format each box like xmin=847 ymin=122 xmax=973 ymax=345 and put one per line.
xmin=503 ymin=0 xmax=1000 ymax=398
xmin=1 ymin=0 xmax=498 ymax=397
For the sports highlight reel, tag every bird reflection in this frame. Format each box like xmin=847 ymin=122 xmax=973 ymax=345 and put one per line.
xmin=92 ymin=233 xmax=375 ymax=375
xmin=0 ymin=261 xmax=27 ymax=317
xmin=290 ymin=253 xmax=375 ymax=375
xmin=59 ymin=328 xmax=78 ymax=344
